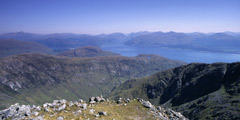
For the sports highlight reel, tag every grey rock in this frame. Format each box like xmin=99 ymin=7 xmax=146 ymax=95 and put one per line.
xmin=35 ymin=106 xmax=41 ymax=111
xmin=43 ymin=103 xmax=49 ymax=108
xmin=79 ymin=103 xmax=87 ymax=109
xmin=89 ymin=97 xmax=95 ymax=103
xmin=89 ymin=96 xmax=105 ymax=104
xmin=68 ymin=101 xmax=74 ymax=107
xmin=95 ymin=96 xmax=102 ymax=102
xmin=98 ymin=111 xmax=107 ymax=116
xmin=53 ymin=103 xmax=66 ymax=111
xmin=94 ymin=114 xmax=100 ymax=117
xmin=44 ymin=107 xmax=50 ymax=112
xmin=33 ymin=116 xmax=45 ymax=120
xmin=0 ymin=103 xmax=32 ymax=120
xmin=57 ymin=116 xmax=64 ymax=120
xmin=141 ymin=100 xmax=153 ymax=108
xmin=89 ymin=109 xmax=95 ymax=114
xmin=116 ymin=98 xmax=122 ymax=104
xmin=77 ymin=110 xmax=82 ymax=114
xmin=78 ymin=99 xmax=84 ymax=103
xmin=32 ymin=112 xmax=39 ymax=116
xmin=125 ymin=98 xmax=131 ymax=103
xmin=59 ymin=99 xmax=67 ymax=104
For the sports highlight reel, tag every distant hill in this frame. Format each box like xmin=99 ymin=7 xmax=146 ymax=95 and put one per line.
xmin=0 ymin=39 xmax=53 ymax=58
xmin=125 ymin=31 xmax=194 ymax=46
xmin=35 ymin=34 xmax=106 ymax=52
xmin=57 ymin=46 xmax=120 ymax=57
xmin=0 ymin=32 xmax=106 ymax=52
xmin=0 ymin=53 xmax=185 ymax=109
xmin=110 ymin=62 xmax=240 ymax=119
xmin=0 ymin=31 xmax=42 ymax=41
xmin=2 ymin=31 xmax=240 ymax=54
xmin=125 ymin=32 xmax=240 ymax=54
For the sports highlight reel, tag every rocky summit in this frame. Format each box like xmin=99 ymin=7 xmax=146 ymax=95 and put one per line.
xmin=0 ymin=96 xmax=187 ymax=120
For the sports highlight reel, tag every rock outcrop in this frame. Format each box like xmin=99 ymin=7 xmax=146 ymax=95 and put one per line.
xmin=0 ymin=97 xmax=188 ymax=120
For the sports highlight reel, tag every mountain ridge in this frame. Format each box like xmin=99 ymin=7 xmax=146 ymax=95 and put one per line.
xmin=109 ymin=62 xmax=240 ymax=119
xmin=57 ymin=46 xmax=120 ymax=58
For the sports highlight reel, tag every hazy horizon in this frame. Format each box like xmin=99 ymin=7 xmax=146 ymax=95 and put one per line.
xmin=1 ymin=0 xmax=239 ymax=34
xmin=1 ymin=30 xmax=240 ymax=36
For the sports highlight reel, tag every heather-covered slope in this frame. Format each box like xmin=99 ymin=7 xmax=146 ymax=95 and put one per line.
xmin=110 ymin=62 xmax=240 ymax=119
xmin=57 ymin=46 xmax=120 ymax=57
xmin=0 ymin=53 xmax=184 ymax=109
xmin=0 ymin=39 xmax=53 ymax=58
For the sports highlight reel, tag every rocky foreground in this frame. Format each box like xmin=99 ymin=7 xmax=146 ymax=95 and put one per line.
xmin=0 ymin=96 xmax=187 ymax=120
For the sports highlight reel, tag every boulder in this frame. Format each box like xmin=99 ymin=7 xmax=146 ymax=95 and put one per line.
xmin=68 ymin=101 xmax=74 ymax=107
xmin=98 ymin=111 xmax=107 ymax=116
xmin=116 ymin=98 xmax=122 ymax=104
xmin=141 ymin=100 xmax=153 ymax=108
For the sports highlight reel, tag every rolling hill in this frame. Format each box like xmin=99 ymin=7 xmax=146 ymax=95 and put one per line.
xmin=57 ymin=46 xmax=120 ymax=57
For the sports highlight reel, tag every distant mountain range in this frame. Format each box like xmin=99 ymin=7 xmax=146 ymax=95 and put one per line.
xmin=0 ymin=53 xmax=184 ymax=109
xmin=0 ymin=39 xmax=54 ymax=58
xmin=126 ymin=32 xmax=240 ymax=53
xmin=109 ymin=62 xmax=240 ymax=119
xmin=1 ymin=31 xmax=240 ymax=56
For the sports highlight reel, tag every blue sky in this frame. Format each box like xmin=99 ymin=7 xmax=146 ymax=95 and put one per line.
xmin=0 ymin=0 xmax=239 ymax=34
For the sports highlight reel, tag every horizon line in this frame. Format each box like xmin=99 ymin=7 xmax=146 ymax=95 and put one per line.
xmin=1 ymin=30 xmax=240 ymax=36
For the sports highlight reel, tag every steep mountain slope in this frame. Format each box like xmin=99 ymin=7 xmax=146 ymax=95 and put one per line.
xmin=0 ymin=39 xmax=53 ymax=58
xmin=57 ymin=46 xmax=120 ymax=57
xmin=0 ymin=53 xmax=184 ymax=109
xmin=110 ymin=62 xmax=240 ymax=119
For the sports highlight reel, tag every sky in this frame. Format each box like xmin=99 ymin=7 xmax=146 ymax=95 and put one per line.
xmin=0 ymin=0 xmax=239 ymax=34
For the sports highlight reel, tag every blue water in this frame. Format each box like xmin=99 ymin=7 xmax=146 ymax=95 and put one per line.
xmin=100 ymin=44 xmax=240 ymax=63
